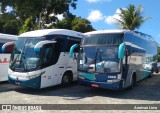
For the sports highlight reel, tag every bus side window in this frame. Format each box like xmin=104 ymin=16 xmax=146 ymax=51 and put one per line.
xmin=66 ymin=39 xmax=80 ymax=52
xmin=41 ymin=41 xmax=63 ymax=68
xmin=41 ymin=44 xmax=54 ymax=68
xmin=6 ymin=45 xmax=14 ymax=53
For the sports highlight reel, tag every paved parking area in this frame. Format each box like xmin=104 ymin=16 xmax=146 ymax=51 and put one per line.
xmin=0 ymin=73 xmax=160 ymax=113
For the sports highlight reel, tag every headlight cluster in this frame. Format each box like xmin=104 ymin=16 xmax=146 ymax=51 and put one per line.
xmin=27 ymin=71 xmax=45 ymax=80
xmin=78 ymin=76 xmax=85 ymax=79
xmin=27 ymin=73 xmax=41 ymax=79
xmin=107 ymin=79 xmax=120 ymax=83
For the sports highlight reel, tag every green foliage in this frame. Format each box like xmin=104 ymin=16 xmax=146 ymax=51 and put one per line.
xmin=1 ymin=0 xmax=95 ymax=34
xmin=115 ymin=4 xmax=150 ymax=30
xmin=1 ymin=0 xmax=78 ymax=29
xmin=3 ymin=20 xmax=20 ymax=35
xmin=72 ymin=17 xmax=95 ymax=33
xmin=19 ymin=17 xmax=34 ymax=34
xmin=54 ymin=14 xmax=95 ymax=33
xmin=0 ymin=13 xmax=21 ymax=35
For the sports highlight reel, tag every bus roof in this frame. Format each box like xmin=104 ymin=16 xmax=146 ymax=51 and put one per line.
xmin=84 ymin=29 xmax=130 ymax=35
xmin=84 ymin=29 xmax=157 ymax=45
xmin=20 ymin=29 xmax=83 ymax=38
xmin=0 ymin=33 xmax=18 ymax=41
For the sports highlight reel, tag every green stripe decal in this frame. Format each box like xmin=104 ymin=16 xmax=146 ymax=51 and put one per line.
xmin=79 ymin=72 xmax=95 ymax=81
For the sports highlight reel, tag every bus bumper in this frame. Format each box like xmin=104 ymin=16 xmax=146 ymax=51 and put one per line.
xmin=8 ymin=75 xmax=41 ymax=89
xmin=78 ymin=78 xmax=124 ymax=90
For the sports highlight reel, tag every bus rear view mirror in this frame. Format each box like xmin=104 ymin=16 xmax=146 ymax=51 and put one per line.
xmin=2 ymin=41 xmax=15 ymax=53
xmin=118 ymin=43 xmax=125 ymax=59
xmin=34 ymin=40 xmax=57 ymax=53
xmin=69 ymin=44 xmax=78 ymax=58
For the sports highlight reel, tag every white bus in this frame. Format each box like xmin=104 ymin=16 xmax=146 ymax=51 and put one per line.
xmin=4 ymin=29 xmax=83 ymax=88
xmin=0 ymin=33 xmax=17 ymax=82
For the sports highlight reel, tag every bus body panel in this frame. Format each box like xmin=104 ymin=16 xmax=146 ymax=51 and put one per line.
xmin=0 ymin=54 xmax=10 ymax=81
xmin=8 ymin=29 xmax=82 ymax=88
xmin=123 ymin=32 xmax=157 ymax=88
xmin=78 ymin=78 xmax=123 ymax=90
xmin=78 ymin=30 xmax=157 ymax=90
xmin=8 ymin=68 xmax=41 ymax=88
xmin=0 ymin=33 xmax=17 ymax=82
xmin=40 ymin=53 xmax=78 ymax=88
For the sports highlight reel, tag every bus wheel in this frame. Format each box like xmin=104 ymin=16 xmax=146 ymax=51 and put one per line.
xmin=156 ymin=69 xmax=159 ymax=73
xmin=149 ymin=69 xmax=154 ymax=78
xmin=61 ymin=72 xmax=72 ymax=86
xmin=129 ymin=74 xmax=136 ymax=89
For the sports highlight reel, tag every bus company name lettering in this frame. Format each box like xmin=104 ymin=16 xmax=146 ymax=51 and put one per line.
xmin=0 ymin=58 xmax=10 ymax=63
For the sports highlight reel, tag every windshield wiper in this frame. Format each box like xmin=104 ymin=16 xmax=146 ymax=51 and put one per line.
xmin=10 ymin=53 xmax=21 ymax=69
xmin=95 ymin=48 xmax=99 ymax=71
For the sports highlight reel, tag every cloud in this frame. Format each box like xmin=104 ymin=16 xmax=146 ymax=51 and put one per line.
xmin=87 ymin=10 xmax=104 ymax=22
xmin=86 ymin=8 xmax=125 ymax=26
xmin=86 ymin=0 xmax=112 ymax=3
xmin=49 ymin=13 xmax=64 ymax=21
xmin=104 ymin=8 xmax=122 ymax=25
xmin=56 ymin=14 xmax=64 ymax=21
xmin=5 ymin=6 xmax=13 ymax=13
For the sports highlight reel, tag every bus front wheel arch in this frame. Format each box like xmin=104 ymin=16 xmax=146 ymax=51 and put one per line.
xmin=61 ymin=71 xmax=73 ymax=86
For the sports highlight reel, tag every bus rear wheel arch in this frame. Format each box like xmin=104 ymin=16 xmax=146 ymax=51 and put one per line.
xmin=129 ymin=72 xmax=137 ymax=89
xmin=61 ymin=71 xmax=73 ymax=86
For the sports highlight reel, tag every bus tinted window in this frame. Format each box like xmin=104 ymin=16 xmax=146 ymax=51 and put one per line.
xmin=83 ymin=33 xmax=124 ymax=45
xmin=66 ymin=37 xmax=81 ymax=52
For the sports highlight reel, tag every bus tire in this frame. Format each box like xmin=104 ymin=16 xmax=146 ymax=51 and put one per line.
xmin=156 ymin=69 xmax=159 ymax=73
xmin=61 ymin=72 xmax=73 ymax=86
xmin=129 ymin=74 xmax=136 ymax=89
xmin=149 ymin=69 xmax=154 ymax=78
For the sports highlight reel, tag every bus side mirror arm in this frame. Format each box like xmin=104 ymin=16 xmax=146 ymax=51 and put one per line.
xmin=2 ymin=41 xmax=15 ymax=53
xmin=118 ymin=43 xmax=125 ymax=59
xmin=69 ymin=44 xmax=78 ymax=58
xmin=34 ymin=40 xmax=57 ymax=53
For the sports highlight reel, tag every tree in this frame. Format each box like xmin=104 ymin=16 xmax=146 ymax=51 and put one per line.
xmin=19 ymin=16 xmax=36 ymax=34
xmin=1 ymin=0 xmax=78 ymax=32
xmin=115 ymin=4 xmax=150 ymax=30
xmin=54 ymin=14 xmax=95 ymax=33
xmin=72 ymin=17 xmax=95 ymax=33
xmin=0 ymin=13 xmax=21 ymax=35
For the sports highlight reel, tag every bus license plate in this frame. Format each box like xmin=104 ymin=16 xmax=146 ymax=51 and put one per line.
xmin=15 ymin=82 xmax=20 ymax=85
xmin=91 ymin=84 xmax=99 ymax=88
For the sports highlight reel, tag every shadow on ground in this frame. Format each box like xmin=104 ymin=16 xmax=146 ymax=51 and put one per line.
xmin=1 ymin=74 xmax=160 ymax=101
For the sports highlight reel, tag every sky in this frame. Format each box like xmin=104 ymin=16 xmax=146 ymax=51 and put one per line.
xmin=70 ymin=0 xmax=160 ymax=44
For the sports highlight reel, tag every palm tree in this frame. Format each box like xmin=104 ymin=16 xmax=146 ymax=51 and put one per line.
xmin=115 ymin=4 xmax=150 ymax=30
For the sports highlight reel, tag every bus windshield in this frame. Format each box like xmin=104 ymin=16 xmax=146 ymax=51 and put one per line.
xmin=79 ymin=46 xmax=120 ymax=73
xmin=79 ymin=33 xmax=123 ymax=73
xmin=10 ymin=37 xmax=45 ymax=72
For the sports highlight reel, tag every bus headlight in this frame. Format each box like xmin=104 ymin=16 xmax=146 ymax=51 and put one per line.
xmin=107 ymin=79 xmax=120 ymax=83
xmin=78 ymin=76 xmax=85 ymax=79
xmin=27 ymin=74 xmax=41 ymax=79
xmin=27 ymin=71 xmax=45 ymax=80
